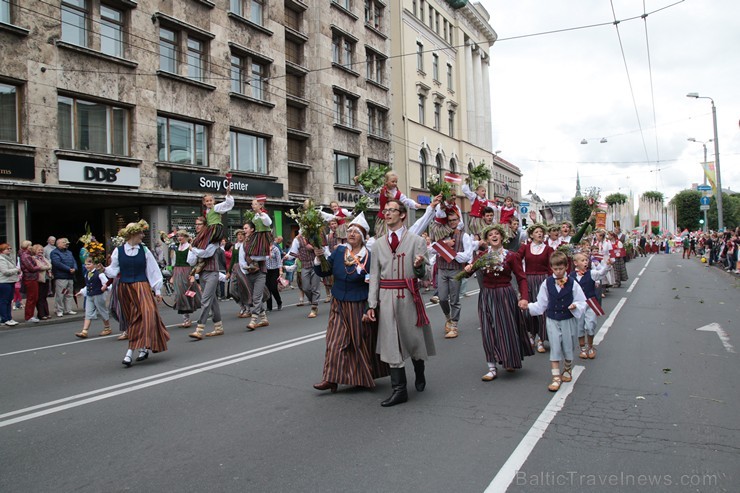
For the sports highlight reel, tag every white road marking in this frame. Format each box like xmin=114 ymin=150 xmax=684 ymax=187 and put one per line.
xmin=626 ymin=277 xmax=639 ymax=293
xmin=485 ymin=366 xmax=585 ymax=493
xmin=0 ymin=331 xmax=326 ymax=425
xmin=639 ymin=267 xmax=646 ymax=276
xmin=696 ymin=323 xmax=735 ymax=353
xmin=645 ymin=255 xmax=654 ymax=267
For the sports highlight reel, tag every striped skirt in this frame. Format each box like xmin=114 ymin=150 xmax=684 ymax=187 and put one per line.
xmin=468 ymin=216 xmax=487 ymax=238
xmin=108 ymin=276 xmax=128 ymax=333
xmin=478 ymin=285 xmax=534 ymax=369
xmin=172 ymin=266 xmax=201 ymax=314
xmin=118 ymin=281 xmax=170 ymax=352
xmin=428 ymin=221 xmax=453 ymax=242
xmin=524 ymin=273 xmax=548 ymax=341
xmin=321 ymin=298 xmax=390 ymax=387
xmin=232 ymin=266 xmax=250 ymax=309
xmin=613 ymin=257 xmax=628 ymax=282
xmin=192 ymin=223 xmax=226 ymax=249
xmin=244 ymin=231 xmax=273 ymax=257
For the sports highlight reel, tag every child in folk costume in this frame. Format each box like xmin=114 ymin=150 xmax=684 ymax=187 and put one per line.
xmin=559 ymin=221 xmax=574 ymax=244
xmin=462 ymin=181 xmax=494 ymax=238
xmin=192 ymin=190 xmax=234 ymax=250
xmin=547 ymin=225 xmax=562 ymax=249
xmin=318 ymin=201 xmax=353 ymax=240
xmin=429 ymin=196 xmax=462 ymax=242
xmin=74 ymin=257 xmax=111 ymax=338
xmin=592 ymin=229 xmax=615 ymax=289
xmin=495 ymin=196 xmax=518 ymax=226
xmin=244 ymin=196 xmax=274 ymax=257
xmin=571 ymin=252 xmax=609 ymax=360
xmin=356 ymin=170 xmax=418 ymax=237
xmin=523 ymin=251 xmax=587 ymax=392
xmin=518 ymin=223 xmax=555 ymax=353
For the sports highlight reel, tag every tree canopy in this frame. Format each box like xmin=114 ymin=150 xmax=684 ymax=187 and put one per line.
xmin=570 ymin=196 xmax=591 ymax=226
xmin=605 ymin=193 xmax=628 ymax=206
xmin=670 ymin=189 xmax=701 ymax=231
xmin=642 ymin=191 xmax=664 ymax=202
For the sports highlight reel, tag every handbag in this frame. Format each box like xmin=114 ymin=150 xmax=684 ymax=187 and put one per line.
xmin=277 ymin=276 xmax=290 ymax=291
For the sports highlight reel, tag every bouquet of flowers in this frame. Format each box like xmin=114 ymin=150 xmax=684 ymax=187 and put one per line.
xmin=243 ymin=209 xmax=256 ymax=225
xmin=557 ymin=243 xmax=576 ymax=259
xmin=356 ymin=165 xmax=390 ymax=194
xmin=78 ymin=225 xmax=106 ymax=264
xmin=286 ymin=199 xmax=330 ymax=272
xmin=427 ymin=174 xmax=453 ymax=200
xmin=158 ymin=230 xmax=174 ymax=247
xmin=110 ymin=236 xmax=125 ymax=248
xmin=467 ymin=161 xmax=491 ymax=187
xmin=584 ymin=187 xmax=601 ymax=211
xmin=454 ymin=250 xmax=505 ymax=281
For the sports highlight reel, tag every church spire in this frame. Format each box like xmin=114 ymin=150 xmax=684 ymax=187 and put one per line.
xmin=575 ymin=170 xmax=582 ymax=197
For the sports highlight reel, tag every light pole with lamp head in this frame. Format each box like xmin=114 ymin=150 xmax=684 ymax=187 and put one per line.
xmin=687 ymin=137 xmax=713 ymax=232
xmin=686 ymin=93 xmax=723 ymax=231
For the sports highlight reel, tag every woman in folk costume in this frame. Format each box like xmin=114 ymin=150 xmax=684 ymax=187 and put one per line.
xmin=462 ymin=181 xmax=494 ymax=238
xmin=429 ymin=195 xmax=462 ymax=242
xmin=464 ymin=224 xmax=533 ymax=381
xmin=318 ymin=201 xmax=353 ymax=240
xmin=103 ymin=220 xmax=169 ymax=367
xmin=191 ymin=190 xmax=234 ymax=250
xmin=559 ymin=221 xmax=574 ymax=244
xmin=312 ymin=213 xmax=390 ymax=392
xmin=518 ymin=223 xmax=555 ymax=353
xmin=608 ymin=231 xmax=629 ymax=288
xmin=244 ymin=196 xmax=274 ymax=257
xmin=547 ymin=225 xmax=562 ymax=249
xmin=171 ymin=230 xmax=201 ymax=328
xmin=356 ymin=171 xmax=418 ymax=237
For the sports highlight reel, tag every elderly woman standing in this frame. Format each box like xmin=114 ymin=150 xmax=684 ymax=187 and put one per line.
xmin=19 ymin=240 xmax=41 ymax=323
xmin=32 ymin=244 xmax=52 ymax=320
xmin=171 ymin=230 xmax=201 ymax=328
xmin=103 ymin=220 xmax=169 ymax=367
xmin=0 ymin=243 xmax=20 ymax=326
xmin=312 ymin=213 xmax=389 ymax=392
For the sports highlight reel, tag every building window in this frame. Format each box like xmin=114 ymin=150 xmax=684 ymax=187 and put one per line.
xmin=364 ymin=0 xmax=383 ymax=29
xmin=412 ymin=0 xmax=417 ymax=17
xmin=419 ymin=150 xmax=427 ymax=188
xmin=0 ymin=0 xmax=10 ymax=24
xmin=428 ymin=5 xmax=433 ymax=28
xmin=159 ymin=26 xmax=209 ymax=82
xmin=447 ymin=109 xmax=455 ymax=137
xmin=432 ymin=53 xmax=439 ymax=81
xmin=435 ymin=153 xmax=443 ymax=177
xmin=435 ymin=12 xmax=440 ymax=34
xmin=286 ymin=105 xmax=305 ymax=130
xmin=433 ymin=102 xmax=441 ymax=131
xmin=367 ymin=104 xmax=387 ymax=138
xmin=159 ymin=28 xmax=177 ymax=73
xmin=416 ymin=42 xmax=424 ymax=71
xmin=443 ymin=20 xmax=447 ymax=41
xmin=333 ymin=0 xmax=351 ymax=10
xmin=419 ymin=0 xmax=424 ymax=22
xmin=333 ymin=91 xmax=357 ymax=128
xmin=230 ymin=131 xmax=267 ymax=174
xmin=334 ymin=152 xmax=356 ymax=185
xmin=157 ymin=116 xmax=207 ymax=166
xmin=186 ymin=38 xmax=205 ymax=82
xmin=100 ymin=5 xmax=124 ymax=58
xmin=230 ymin=0 xmax=265 ymax=26
xmin=231 ymin=53 xmax=269 ymax=101
xmin=57 ymin=95 xmax=128 ymax=155
xmin=418 ymin=94 xmax=425 ymax=125
xmin=0 ymin=83 xmax=18 ymax=143
xmin=61 ymin=0 xmax=89 ymax=47
xmin=287 ymin=137 xmax=305 ymax=163
xmin=449 ymin=158 xmax=456 ymax=175
xmin=447 ymin=63 xmax=453 ymax=90
xmin=332 ymin=32 xmax=355 ymax=69
xmin=365 ymin=49 xmax=385 ymax=84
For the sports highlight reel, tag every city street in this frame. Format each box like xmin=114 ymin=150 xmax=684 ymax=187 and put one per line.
xmin=1 ymin=254 xmax=737 ymax=492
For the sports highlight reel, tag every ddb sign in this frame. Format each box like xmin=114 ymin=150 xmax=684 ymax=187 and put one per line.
xmin=58 ymin=160 xmax=141 ymax=188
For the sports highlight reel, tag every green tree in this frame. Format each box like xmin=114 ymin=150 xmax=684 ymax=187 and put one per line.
xmin=642 ymin=191 xmax=664 ymax=202
xmin=670 ymin=189 xmax=701 ymax=231
xmin=571 ymin=196 xmax=590 ymax=226
xmin=707 ymin=192 xmax=739 ymax=231
xmin=605 ymin=193 xmax=628 ymax=206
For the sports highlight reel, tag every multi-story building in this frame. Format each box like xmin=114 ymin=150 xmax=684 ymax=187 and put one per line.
xmin=389 ymin=0 xmax=498 ymax=217
xmin=0 ymin=0 xmax=391 ymax=248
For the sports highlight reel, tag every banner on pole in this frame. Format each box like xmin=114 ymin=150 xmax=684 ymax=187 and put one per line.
xmin=701 ymin=162 xmax=717 ymax=193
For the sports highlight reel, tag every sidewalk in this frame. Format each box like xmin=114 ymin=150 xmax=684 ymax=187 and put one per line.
xmin=5 ymin=294 xmax=85 ymax=328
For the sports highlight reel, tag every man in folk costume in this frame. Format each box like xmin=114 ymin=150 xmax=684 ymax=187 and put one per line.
xmin=286 ymin=230 xmax=322 ymax=318
xmin=435 ymin=210 xmax=473 ymax=339
xmin=186 ymin=217 xmax=225 ymax=340
xmin=367 ymin=199 xmax=436 ymax=408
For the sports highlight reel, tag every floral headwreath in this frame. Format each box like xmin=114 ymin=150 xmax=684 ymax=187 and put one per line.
xmin=480 ymin=224 xmax=509 ymax=242
xmin=526 ymin=223 xmax=547 ymax=238
xmin=118 ymin=219 xmax=150 ymax=239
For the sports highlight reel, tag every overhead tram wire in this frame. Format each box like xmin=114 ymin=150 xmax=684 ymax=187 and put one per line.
xmin=642 ymin=0 xmax=663 ymax=190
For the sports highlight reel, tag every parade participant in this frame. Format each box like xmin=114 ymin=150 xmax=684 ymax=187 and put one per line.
xmin=312 ymin=213 xmax=390 ymax=392
xmin=478 ymin=207 xmax=496 ymax=240
xmin=187 ymin=217 xmax=226 ymax=340
xmin=523 ymin=251 xmax=587 ymax=391
xmin=366 ymin=199 xmax=435 ymax=407
xmin=608 ymin=231 xmax=628 ymax=288
xmin=50 ymin=238 xmax=77 ymax=317
xmin=592 ymin=230 xmax=615 ymax=289
xmin=429 ymin=195 xmax=461 ymax=242
xmin=495 ymin=196 xmax=518 ymax=226
xmin=504 ymin=216 xmax=526 ymax=252
xmin=172 ymin=230 xmax=201 ymax=328
xmin=318 ymin=201 xmax=353 ymax=240
xmin=462 ymin=181 xmax=494 ymax=237
xmin=19 ymin=240 xmax=41 ymax=323
xmin=464 ymin=225 xmax=532 ymax=382
xmin=244 ymin=196 xmax=274 ymax=257
xmin=265 ymin=238 xmax=283 ymax=312
xmin=321 ymin=218 xmax=342 ymax=303
xmin=357 ymin=170 xmax=419 ymax=237
xmin=559 ymin=221 xmax=574 ymax=244
xmin=547 ymin=225 xmax=562 ymax=249
xmin=230 ymin=229 xmax=251 ymax=318
xmin=103 ymin=220 xmax=169 ymax=367
xmin=191 ymin=189 xmax=234 ymax=278
xmin=75 ymin=258 xmax=111 ymax=338
xmin=570 ymin=252 xmax=609 ymax=360
xmin=0 ymin=243 xmax=20 ymax=326
xmin=240 ymin=221 xmax=270 ymax=330
xmin=32 ymin=244 xmax=52 ymax=320
xmin=435 ymin=210 xmax=473 ymax=339
xmin=518 ymin=223 xmax=554 ymax=353
xmin=286 ymin=230 xmax=322 ymax=318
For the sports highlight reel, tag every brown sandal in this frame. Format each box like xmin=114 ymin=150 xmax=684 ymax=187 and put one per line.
xmin=548 ymin=376 xmax=562 ymax=392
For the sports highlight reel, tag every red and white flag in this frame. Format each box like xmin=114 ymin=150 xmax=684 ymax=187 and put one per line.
xmin=586 ymin=297 xmax=605 ymax=316
xmin=444 ymin=172 xmax=462 ymax=184
xmin=432 ymin=241 xmax=456 ymax=263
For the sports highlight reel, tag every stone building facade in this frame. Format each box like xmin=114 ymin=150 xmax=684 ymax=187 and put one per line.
xmin=0 ymin=0 xmax=391 ymax=249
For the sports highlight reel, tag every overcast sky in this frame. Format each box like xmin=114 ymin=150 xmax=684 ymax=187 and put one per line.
xmin=479 ymin=0 xmax=740 ymax=205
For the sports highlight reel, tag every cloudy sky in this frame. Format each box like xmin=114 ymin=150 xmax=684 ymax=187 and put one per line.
xmin=479 ymin=0 xmax=740 ymax=205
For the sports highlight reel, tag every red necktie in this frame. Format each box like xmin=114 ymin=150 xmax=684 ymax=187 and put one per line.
xmin=390 ymin=232 xmax=399 ymax=252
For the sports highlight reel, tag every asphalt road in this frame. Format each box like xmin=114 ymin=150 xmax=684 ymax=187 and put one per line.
xmin=1 ymin=255 xmax=737 ymax=492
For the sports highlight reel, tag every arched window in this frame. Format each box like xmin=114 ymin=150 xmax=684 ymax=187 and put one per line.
xmin=449 ymin=158 xmax=456 ymax=175
xmin=419 ymin=149 xmax=428 ymax=188
xmin=436 ymin=153 xmax=443 ymax=178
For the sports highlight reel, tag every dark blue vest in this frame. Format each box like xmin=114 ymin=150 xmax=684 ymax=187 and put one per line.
xmin=570 ymin=270 xmax=596 ymax=299
xmin=118 ymin=245 xmax=148 ymax=283
xmin=85 ymin=270 xmax=104 ymax=296
xmin=545 ymin=276 xmax=574 ymax=320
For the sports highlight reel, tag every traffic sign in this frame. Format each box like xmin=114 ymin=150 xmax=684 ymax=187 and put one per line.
xmin=697 ymin=184 xmax=712 ymax=191
xmin=520 ymin=207 xmax=528 ymax=214
xmin=700 ymin=204 xmax=710 ymax=211
xmin=519 ymin=202 xmax=530 ymax=206
xmin=700 ymin=196 xmax=710 ymax=206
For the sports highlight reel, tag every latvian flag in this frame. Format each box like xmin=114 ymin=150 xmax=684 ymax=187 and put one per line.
xmin=444 ymin=172 xmax=462 ymax=184
xmin=432 ymin=241 xmax=456 ymax=263
xmin=586 ymin=297 xmax=605 ymax=316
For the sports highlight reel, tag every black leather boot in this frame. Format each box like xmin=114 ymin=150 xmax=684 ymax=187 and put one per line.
xmin=381 ymin=368 xmax=408 ymax=407
xmin=412 ymin=359 xmax=426 ymax=392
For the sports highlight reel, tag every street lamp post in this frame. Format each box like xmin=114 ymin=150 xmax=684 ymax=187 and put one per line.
xmin=686 ymin=93 xmax=723 ymax=231
xmin=687 ymin=137 xmax=713 ymax=232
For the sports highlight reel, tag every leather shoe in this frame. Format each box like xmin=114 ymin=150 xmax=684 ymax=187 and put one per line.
xmin=122 ymin=356 xmax=132 ymax=367
xmin=136 ymin=350 xmax=149 ymax=362
xmin=412 ymin=359 xmax=426 ymax=392
xmin=313 ymin=381 xmax=338 ymax=393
